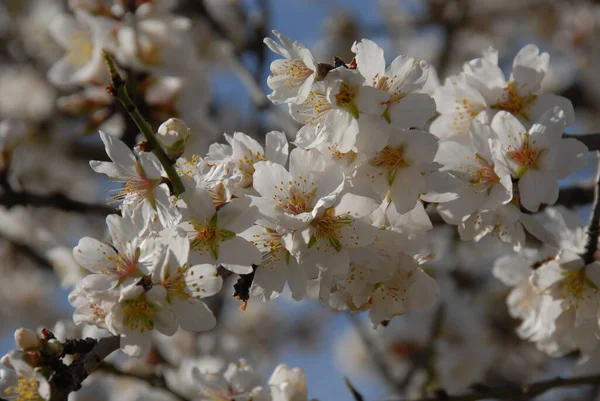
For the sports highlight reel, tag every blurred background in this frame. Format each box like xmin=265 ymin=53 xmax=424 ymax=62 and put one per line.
xmin=1 ymin=0 xmax=600 ymax=400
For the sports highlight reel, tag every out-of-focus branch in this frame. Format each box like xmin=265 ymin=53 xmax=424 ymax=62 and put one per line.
xmin=428 ymin=184 xmax=596 ymax=226
xmin=0 ymin=190 xmax=115 ymax=215
xmin=556 ymin=184 xmax=595 ymax=207
xmin=0 ymin=161 xmax=114 ymax=215
xmin=365 ymin=0 xmax=549 ymax=41
xmin=2 ymin=235 xmax=54 ymax=270
xmin=49 ymin=336 xmax=120 ymax=401
xmin=345 ymin=377 xmax=365 ymax=401
xmin=408 ymin=305 xmax=445 ymax=395
xmin=583 ymin=152 xmax=600 ymax=264
xmin=431 ymin=0 xmax=470 ymax=78
xmin=253 ymin=0 xmax=270 ymax=83
xmin=565 ymin=132 xmax=600 ymax=151
xmin=185 ymin=0 xmax=298 ymax=137
xmin=97 ymin=362 xmax=190 ymax=401
xmin=222 ymin=46 xmax=300 ymax=137
xmin=347 ymin=313 xmax=403 ymax=393
xmin=397 ymin=373 xmax=600 ymax=401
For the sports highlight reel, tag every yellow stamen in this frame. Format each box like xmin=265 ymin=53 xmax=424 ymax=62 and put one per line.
xmin=4 ymin=374 xmax=43 ymax=401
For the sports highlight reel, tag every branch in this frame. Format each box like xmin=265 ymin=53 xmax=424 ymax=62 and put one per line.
xmin=583 ymin=152 xmax=600 ymax=264
xmin=102 ymin=52 xmax=186 ymax=196
xmin=2 ymin=235 xmax=54 ymax=270
xmin=223 ymin=47 xmax=300 ymax=137
xmin=428 ymin=184 xmax=595 ymax=226
xmin=347 ymin=313 xmax=403 ymax=393
xmin=345 ymin=377 xmax=365 ymax=401
xmin=0 ymin=190 xmax=115 ymax=215
xmin=556 ymin=184 xmax=595 ymax=207
xmin=432 ymin=0 xmax=470 ymax=78
xmin=49 ymin=335 xmax=120 ymax=401
xmin=97 ymin=362 xmax=190 ymax=401
xmin=419 ymin=305 xmax=445 ymax=395
xmin=563 ymin=133 xmax=600 ymax=151
xmin=396 ymin=373 xmax=600 ymax=401
xmin=0 ymin=154 xmax=114 ymax=215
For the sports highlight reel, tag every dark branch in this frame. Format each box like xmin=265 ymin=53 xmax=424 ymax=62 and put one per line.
xmin=4 ymin=237 xmax=54 ymax=270
xmin=429 ymin=184 xmax=595 ymax=226
xmin=400 ymin=373 xmax=600 ymax=401
xmin=563 ymin=132 xmax=600 ymax=151
xmin=0 ymin=190 xmax=115 ymax=215
xmin=344 ymin=377 xmax=365 ymax=401
xmin=583 ymin=153 xmax=600 ymax=264
xmin=347 ymin=313 xmax=404 ymax=393
xmin=49 ymin=336 xmax=120 ymax=401
xmin=432 ymin=0 xmax=470 ymax=78
xmin=97 ymin=362 xmax=190 ymax=401
xmin=0 ymin=159 xmax=114 ymax=215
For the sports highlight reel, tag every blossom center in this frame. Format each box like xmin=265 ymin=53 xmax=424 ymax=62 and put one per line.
xmin=4 ymin=374 xmax=43 ymax=401
xmin=452 ymin=98 xmax=482 ymax=135
xmin=375 ymin=75 xmax=390 ymax=91
xmin=560 ymin=269 xmax=597 ymax=311
xmin=469 ymin=154 xmax=499 ymax=193
xmin=108 ymin=162 xmax=160 ymax=208
xmin=369 ymin=145 xmax=409 ymax=185
xmin=122 ymin=298 xmax=155 ymax=333
xmin=190 ymin=218 xmax=235 ymax=259
xmin=334 ymin=82 xmax=359 ymax=117
xmin=492 ymin=81 xmax=537 ymax=120
xmin=237 ymin=150 xmax=266 ymax=184
xmin=309 ymin=207 xmax=353 ymax=252
xmin=89 ymin=302 xmax=108 ymax=326
xmin=114 ymin=248 xmax=141 ymax=278
xmin=272 ymin=59 xmax=313 ymax=88
xmin=253 ymin=229 xmax=288 ymax=268
xmin=137 ymin=41 xmax=162 ymax=66
xmin=507 ymin=134 xmax=541 ymax=176
xmin=162 ymin=266 xmax=191 ymax=302
xmin=66 ymin=30 xmax=93 ymax=68
xmin=295 ymin=89 xmax=333 ymax=127
xmin=277 ymin=183 xmax=317 ymax=215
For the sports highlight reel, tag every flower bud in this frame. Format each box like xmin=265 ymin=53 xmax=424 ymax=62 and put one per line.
xmin=14 ymin=328 xmax=41 ymax=351
xmin=157 ymin=118 xmax=190 ymax=161
xmin=44 ymin=339 xmax=64 ymax=356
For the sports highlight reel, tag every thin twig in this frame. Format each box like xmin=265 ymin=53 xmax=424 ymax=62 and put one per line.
xmin=388 ymin=373 xmax=600 ymax=401
xmin=583 ymin=152 xmax=600 ymax=264
xmin=103 ymin=52 xmax=186 ymax=196
xmin=345 ymin=377 xmax=365 ymax=401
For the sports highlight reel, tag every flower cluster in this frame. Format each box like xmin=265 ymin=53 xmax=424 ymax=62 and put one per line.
xmin=494 ymin=206 xmax=600 ymax=359
xmin=45 ymin=0 xmax=214 ymax=144
xmin=194 ymin=359 xmax=314 ymax=401
xmin=432 ymin=45 xmax=588 ymax=250
xmin=62 ymin=31 xmax=593 ymax=361
xmin=3 ymin=1 xmax=600 ymax=399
